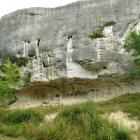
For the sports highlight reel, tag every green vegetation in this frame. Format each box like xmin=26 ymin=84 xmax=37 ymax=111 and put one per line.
xmin=123 ymin=30 xmax=140 ymax=77
xmin=0 ymin=109 xmax=43 ymax=139
xmin=0 ymin=60 xmax=20 ymax=103
xmin=96 ymin=93 xmax=140 ymax=120
xmin=3 ymin=60 xmax=20 ymax=84
xmin=0 ymin=81 xmax=14 ymax=104
xmin=0 ymin=106 xmax=61 ymax=139
xmin=88 ymin=26 xmax=105 ymax=39
xmin=96 ymin=93 xmax=140 ymax=139
xmin=45 ymin=102 xmax=132 ymax=140
xmin=88 ymin=23 xmax=105 ymax=39
xmin=0 ymin=101 xmax=133 ymax=140
xmin=88 ymin=15 xmax=105 ymax=39
xmin=1 ymin=93 xmax=140 ymax=140
xmin=0 ymin=109 xmax=43 ymax=124
xmin=88 ymin=15 xmax=116 ymax=40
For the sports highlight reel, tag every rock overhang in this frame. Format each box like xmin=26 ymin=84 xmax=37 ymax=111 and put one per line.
xmin=0 ymin=0 xmax=140 ymax=96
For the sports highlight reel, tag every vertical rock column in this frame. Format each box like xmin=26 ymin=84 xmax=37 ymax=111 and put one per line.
xmin=66 ymin=37 xmax=98 ymax=79
xmin=67 ymin=37 xmax=73 ymax=63
xmin=96 ymin=38 xmax=101 ymax=61
xmin=31 ymin=39 xmax=48 ymax=81
xmin=23 ymin=41 xmax=29 ymax=58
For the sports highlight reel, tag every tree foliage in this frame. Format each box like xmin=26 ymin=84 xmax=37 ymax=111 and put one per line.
xmin=3 ymin=60 xmax=20 ymax=83
xmin=0 ymin=60 xmax=20 ymax=103
xmin=123 ymin=30 xmax=140 ymax=77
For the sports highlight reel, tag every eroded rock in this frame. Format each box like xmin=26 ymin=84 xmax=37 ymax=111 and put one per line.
xmin=0 ymin=0 xmax=140 ymax=99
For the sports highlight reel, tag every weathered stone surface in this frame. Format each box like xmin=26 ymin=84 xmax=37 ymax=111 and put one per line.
xmin=17 ymin=77 xmax=140 ymax=99
xmin=0 ymin=0 xmax=140 ymax=98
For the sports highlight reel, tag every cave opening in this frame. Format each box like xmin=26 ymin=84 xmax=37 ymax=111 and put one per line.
xmin=67 ymin=35 xmax=73 ymax=39
xmin=27 ymin=40 xmax=30 ymax=44
xmin=103 ymin=66 xmax=107 ymax=69
xmin=37 ymin=38 xmax=41 ymax=46
xmin=24 ymin=39 xmax=30 ymax=44
xmin=56 ymin=94 xmax=60 ymax=98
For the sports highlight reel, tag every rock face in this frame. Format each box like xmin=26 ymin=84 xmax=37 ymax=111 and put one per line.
xmin=0 ymin=0 xmax=140 ymax=98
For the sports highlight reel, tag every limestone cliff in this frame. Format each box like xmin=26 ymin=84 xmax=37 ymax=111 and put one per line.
xmin=0 ymin=0 xmax=140 ymax=98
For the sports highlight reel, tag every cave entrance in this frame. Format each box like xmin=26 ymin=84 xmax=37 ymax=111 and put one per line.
xmin=37 ymin=38 xmax=41 ymax=46
xmin=67 ymin=35 xmax=73 ymax=39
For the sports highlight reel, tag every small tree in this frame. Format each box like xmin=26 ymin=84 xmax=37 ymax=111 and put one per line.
xmin=3 ymin=59 xmax=20 ymax=85
xmin=123 ymin=30 xmax=140 ymax=77
xmin=0 ymin=60 xmax=20 ymax=103
xmin=0 ymin=80 xmax=13 ymax=103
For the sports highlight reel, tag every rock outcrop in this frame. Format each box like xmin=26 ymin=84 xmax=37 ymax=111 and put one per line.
xmin=0 ymin=0 xmax=140 ymax=98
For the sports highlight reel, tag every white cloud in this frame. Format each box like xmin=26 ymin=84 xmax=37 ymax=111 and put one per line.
xmin=0 ymin=0 xmax=78 ymax=18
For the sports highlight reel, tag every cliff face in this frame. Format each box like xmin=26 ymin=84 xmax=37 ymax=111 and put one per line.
xmin=0 ymin=0 xmax=140 ymax=97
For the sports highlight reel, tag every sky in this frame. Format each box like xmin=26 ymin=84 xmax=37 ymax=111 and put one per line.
xmin=0 ymin=0 xmax=78 ymax=18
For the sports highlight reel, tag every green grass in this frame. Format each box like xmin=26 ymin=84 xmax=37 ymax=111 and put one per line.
xmin=0 ymin=109 xmax=43 ymax=124
xmin=95 ymin=93 xmax=140 ymax=139
xmin=0 ymin=106 xmax=62 ymax=139
xmin=0 ymin=101 xmax=133 ymax=140
xmin=44 ymin=102 xmax=132 ymax=140
xmin=0 ymin=135 xmax=26 ymax=140
xmin=96 ymin=93 xmax=140 ymax=119
xmin=1 ymin=93 xmax=140 ymax=140
xmin=0 ymin=109 xmax=43 ymax=138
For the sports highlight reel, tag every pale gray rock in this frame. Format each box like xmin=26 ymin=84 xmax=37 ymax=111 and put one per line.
xmin=0 ymin=0 xmax=140 ymax=99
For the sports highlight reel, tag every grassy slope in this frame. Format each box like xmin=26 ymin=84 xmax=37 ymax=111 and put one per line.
xmin=95 ymin=93 xmax=140 ymax=139
xmin=1 ymin=93 xmax=140 ymax=140
xmin=96 ymin=93 xmax=140 ymax=119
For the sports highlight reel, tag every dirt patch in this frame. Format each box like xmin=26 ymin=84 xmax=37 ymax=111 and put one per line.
xmin=9 ymin=96 xmax=43 ymax=109
xmin=105 ymin=111 xmax=140 ymax=140
xmin=8 ymin=94 xmax=117 ymax=109
xmin=105 ymin=111 xmax=140 ymax=131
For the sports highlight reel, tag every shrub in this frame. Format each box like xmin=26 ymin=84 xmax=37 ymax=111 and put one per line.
xmin=0 ymin=109 xmax=43 ymax=124
xmin=0 ymin=60 xmax=20 ymax=103
xmin=88 ymin=25 xmax=105 ymax=39
xmin=0 ymin=81 xmax=14 ymax=103
xmin=88 ymin=15 xmax=105 ymax=39
xmin=123 ymin=30 xmax=140 ymax=77
xmin=3 ymin=59 xmax=20 ymax=83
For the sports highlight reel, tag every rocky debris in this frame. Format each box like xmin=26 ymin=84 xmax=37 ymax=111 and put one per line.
xmin=44 ymin=113 xmax=57 ymax=124
xmin=9 ymin=96 xmax=43 ymax=109
xmin=42 ymin=99 xmax=62 ymax=107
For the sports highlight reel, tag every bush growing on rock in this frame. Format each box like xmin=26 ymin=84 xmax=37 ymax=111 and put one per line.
xmin=123 ymin=30 xmax=140 ymax=77
xmin=88 ymin=15 xmax=105 ymax=39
